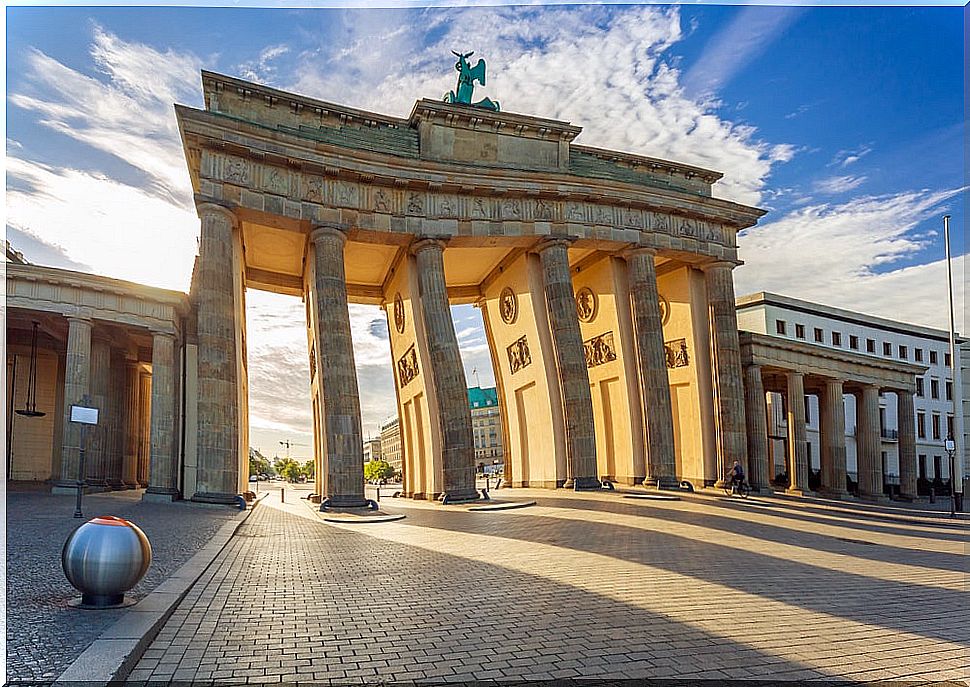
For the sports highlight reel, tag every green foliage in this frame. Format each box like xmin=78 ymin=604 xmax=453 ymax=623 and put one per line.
xmin=249 ymin=449 xmax=273 ymax=477
xmin=364 ymin=459 xmax=395 ymax=483
xmin=303 ymin=460 xmax=315 ymax=479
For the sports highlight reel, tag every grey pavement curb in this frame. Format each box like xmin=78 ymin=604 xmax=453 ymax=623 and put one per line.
xmin=53 ymin=494 xmax=265 ymax=685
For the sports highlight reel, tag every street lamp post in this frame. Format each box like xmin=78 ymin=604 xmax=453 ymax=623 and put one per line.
xmin=943 ymin=215 xmax=963 ymax=513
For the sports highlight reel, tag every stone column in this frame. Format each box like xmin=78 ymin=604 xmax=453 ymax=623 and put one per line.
xmin=105 ymin=349 xmax=126 ymax=489
xmin=194 ymin=203 xmax=239 ymax=504
xmin=743 ymin=365 xmax=770 ymax=491
xmin=310 ymin=225 xmax=367 ymax=509
xmin=145 ymin=332 xmax=178 ymax=500
xmin=122 ymin=361 xmax=141 ymax=488
xmin=537 ymin=238 xmax=599 ymax=489
xmin=87 ymin=337 xmax=111 ymax=487
xmin=703 ymin=261 xmax=748 ymax=478
xmin=138 ymin=371 xmax=152 ymax=487
xmin=786 ymin=371 xmax=809 ymax=493
xmin=53 ymin=316 xmax=92 ymax=491
xmin=412 ymin=238 xmax=480 ymax=502
xmin=856 ymin=384 xmax=884 ymax=500
xmin=626 ymin=248 xmax=677 ymax=487
xmin=897 ymin=389 xmax=917 ymax=499
xmin=819 ymin=378 xmax=848 ymax=497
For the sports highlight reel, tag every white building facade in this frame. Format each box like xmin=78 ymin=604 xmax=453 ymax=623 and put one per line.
xmin=737 ymin=292 xmax=965 ymax=497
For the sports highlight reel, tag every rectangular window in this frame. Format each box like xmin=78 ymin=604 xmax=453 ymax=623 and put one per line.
xmin=899 ymin=345 xmax=907 ymax=360
xmin=814 ymin=327 xmax=824 ymax=343
xmin=930 ymin=350 xmax=938 ymax=365
xmin=832 ymin=331 xmax=842 ymax=346
xmin=883 ymin=342 xmax=892 ymax=356
xmin=932 ymin=413 xmax=941 ymax=440
xmin=945 ymin=352 xmax=951 ymax=367
xmin=849 ymin=335 xmax=859 ymax=350
xmin=934 ymin=455 xmax=943 ymax=479
xmin=776 ymin=320 xmax=787 ymax=335
xmin=866 ymin=338 xmax=876 ymax=353
xmin=795 ymin=324 xmax=805 ymax=339
xmin=947 ymin=415 xmax=954 ymax=440
xmin=917 ymin=412 xmax=926 ymax=439
xmin=931 ymin=378 xmax=940 ymax=400
xmin=915 ymin=348 xmax=923 ymax=362
xmin=916 ymin=377 xmax=924 ymax=397
xmin=945 ymin=380 xmax=953 ymax=401
xmin=805 ymin=397 xmax=811 ymax=424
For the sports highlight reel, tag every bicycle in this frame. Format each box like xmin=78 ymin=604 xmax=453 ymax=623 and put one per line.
xmin=723 ymin=477 xmax=751 ymax=498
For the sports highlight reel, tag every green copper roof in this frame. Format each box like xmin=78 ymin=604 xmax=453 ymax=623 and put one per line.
xmin=467 ymin=386 xmax=498 ymax=408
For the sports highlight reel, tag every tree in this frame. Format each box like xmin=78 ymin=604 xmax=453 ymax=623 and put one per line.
xmin=275 ymin=457 xmax=300 ymax=482
xmin=302 ymin=460 xmax=315 ymax=479
xmin=364 ymin=459 xmax=394 ymax=483
xmin=249 ymin=449 xmax=272 ymax=477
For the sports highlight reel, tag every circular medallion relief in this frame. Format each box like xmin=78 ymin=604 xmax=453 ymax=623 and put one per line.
xmin=393 ymin=293 xmax=405 ymax=334
xmin=659 ymin=295 xmax=671 ymax=326
xmin=499 ymin=287 xmax=518 ymax=325
xmin=575 ymin=287 xmax=597 ymax=323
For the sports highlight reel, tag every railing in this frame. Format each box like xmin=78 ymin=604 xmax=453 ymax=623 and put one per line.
xmin=880 ymin=428 xmax=898 ymax=440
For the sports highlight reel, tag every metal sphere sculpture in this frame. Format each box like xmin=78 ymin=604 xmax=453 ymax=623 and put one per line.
xmin=62 ymin=516 xmax=152 ymax=608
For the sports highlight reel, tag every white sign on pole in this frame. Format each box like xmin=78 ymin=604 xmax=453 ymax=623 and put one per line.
xmin=944 ymin=439 xmax=956 ymax=452
xmin=70 ymin=406 xmax=99 ymax=425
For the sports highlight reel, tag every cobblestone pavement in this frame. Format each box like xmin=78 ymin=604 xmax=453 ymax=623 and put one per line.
xmin=131 ymin=485 xmax=969 ymax=684
xmin=6 ymin=483 xmax=241 ymax=682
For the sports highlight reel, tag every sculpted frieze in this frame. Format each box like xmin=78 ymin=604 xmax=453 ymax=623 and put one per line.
xmin=203 ymin=158 xmax=734 ymax=250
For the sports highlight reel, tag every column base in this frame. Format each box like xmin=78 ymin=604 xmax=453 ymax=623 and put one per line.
xmin=567 ymin=476 xmax=603 ymax=491
xmin=106 ymin=479 xmax=126 ymax=490
xmin=51 ymin=483 xmax=83 ymax=496
xmin=122 ymin=481 xmax=141 ymax=490
xmin=857 ymin=492 xmax=891 ymax=503
xmin=439 ymin=489 xmax=483 ymax=505
xmin=143 ymin=487 xmax=179 ymax=503
xmin=646 ymin=476 xmax=682 ymax=491
xmin=785 ymin=488 xmax=815 ymax=497
xmin=320 ymin=495 xmax=372 ymax=511
xmin=191 ymin=491 xmax=240 ymax=506
xmin=818 ymin=488 xmax=851 ymax=500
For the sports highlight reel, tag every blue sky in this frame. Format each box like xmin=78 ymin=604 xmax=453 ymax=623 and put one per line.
xmin=5 ymin=3 xmax=965 ymax=457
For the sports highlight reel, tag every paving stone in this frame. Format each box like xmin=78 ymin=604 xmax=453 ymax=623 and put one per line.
xmin=130 ymin=488 xmax=967 ymax=683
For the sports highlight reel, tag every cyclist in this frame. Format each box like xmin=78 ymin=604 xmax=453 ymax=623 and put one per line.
xmin=728 ymin=460 xmax=745 ymax=493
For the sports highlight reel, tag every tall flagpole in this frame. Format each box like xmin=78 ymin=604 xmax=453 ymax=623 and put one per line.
xmin=943 ymin=215 xmax=962 ymax=513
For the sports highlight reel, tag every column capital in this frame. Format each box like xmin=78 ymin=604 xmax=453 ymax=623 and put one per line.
xmin=310 ymin=224 xmax=349 ymax=245
xmin=196 ymin=202 xmax=238 ymax=227
xmin=65 ymin=314 xmax=93 ymax=326
xmin=786 ymin=370 xmax=805 ymax=381
xmin=700 ymin=259 xmax=740 ymax=273
xmin=622 ymin=245 xmax=657 ymax=260
xmin=410 ymin=236 xmax=448 ymax=256
xmin=150 ymin=329 xmax=177 ymax=342
xmin=533 ymin=235 xmax=575 ymax=254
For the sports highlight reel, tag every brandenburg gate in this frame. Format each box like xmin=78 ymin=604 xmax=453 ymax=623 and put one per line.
xmin=175 ymin=69 xmax=764 ymax=506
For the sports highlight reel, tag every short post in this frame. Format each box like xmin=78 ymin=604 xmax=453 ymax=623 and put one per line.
xmin=485 ymin=474 xmax=491 ymax=491
xmin=69 ymin=398 xmax=99 ymax=519
xmin=376 ymin=480 xmax=381 ymax=503
xmin=945 ymin=438 xmax=956 ymax=517
xmin=281 ymin=486 xmax=285 ymax=503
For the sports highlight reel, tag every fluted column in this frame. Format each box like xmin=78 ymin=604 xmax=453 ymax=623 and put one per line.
xmin=310 ymin=225 xmax=367 ymax=508
xmin=786 ymin=371 xmax=809 ymax=493
xmin=53 ymin=316 xmax=92 ymax=491
xmin=627 ymin=248 xmax=677 ymax=487
xmin=194 ymin=203 xmax=240 ymax=504
xmin=537 ymin=238 xmax=599 ymax=489
xmin=703 ymin=261 xmax=748 ymax=478
xmin=412 ymin=238 xmax=480 ymax=502
xmin=856 ymin=384 xmax=883 ymax=500
xmin=145 ymin=331 xmax=178 ymax=500
xmin=897 ymin=389 xmax=917 ymax=499
xmin=819 ymin=378 xmax=848 ymax=496
xmin=105 ymin=349 xmax=126 ymax=489
xmin=743 ymin=365 xmax=770 ymax=491
xmin=87 ymin=337 xmax=111 ymax=487
xmin=138 ymin=371 xmax=151 ymax=487
xmin=122 ymin=361 xmax=141 ymax=488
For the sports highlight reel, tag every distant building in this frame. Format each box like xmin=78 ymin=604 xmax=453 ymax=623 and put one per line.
xmin=737 ymin=291 xmax=966 ymax=495
xmin=379 ymin=417 xmax=402 ymax=475
xmin=362 ymin=438 xmax=382 ymax=463
xmin=4 ymin=240 xmax=27 ymax=264
xmin=468 ymin=386 xmax=504 ymax=469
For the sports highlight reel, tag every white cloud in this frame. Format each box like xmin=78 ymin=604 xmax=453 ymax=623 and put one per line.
xmin=832 ymin=144 xmax=873 ymax=168
xmin=736 ymin=188 xmax=966 ymax=332
xmin=682 ymin=6 xmax=804 ymax=100
xmin=237 ymin=44 xmax=290 ymax=83
xmin=289 ymin=5 xmax=793 ymax=206
xmin=5 ymin=156 xmax=199 ymax=290
xmin=814 ymin=175 xmax=867 ymax=194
